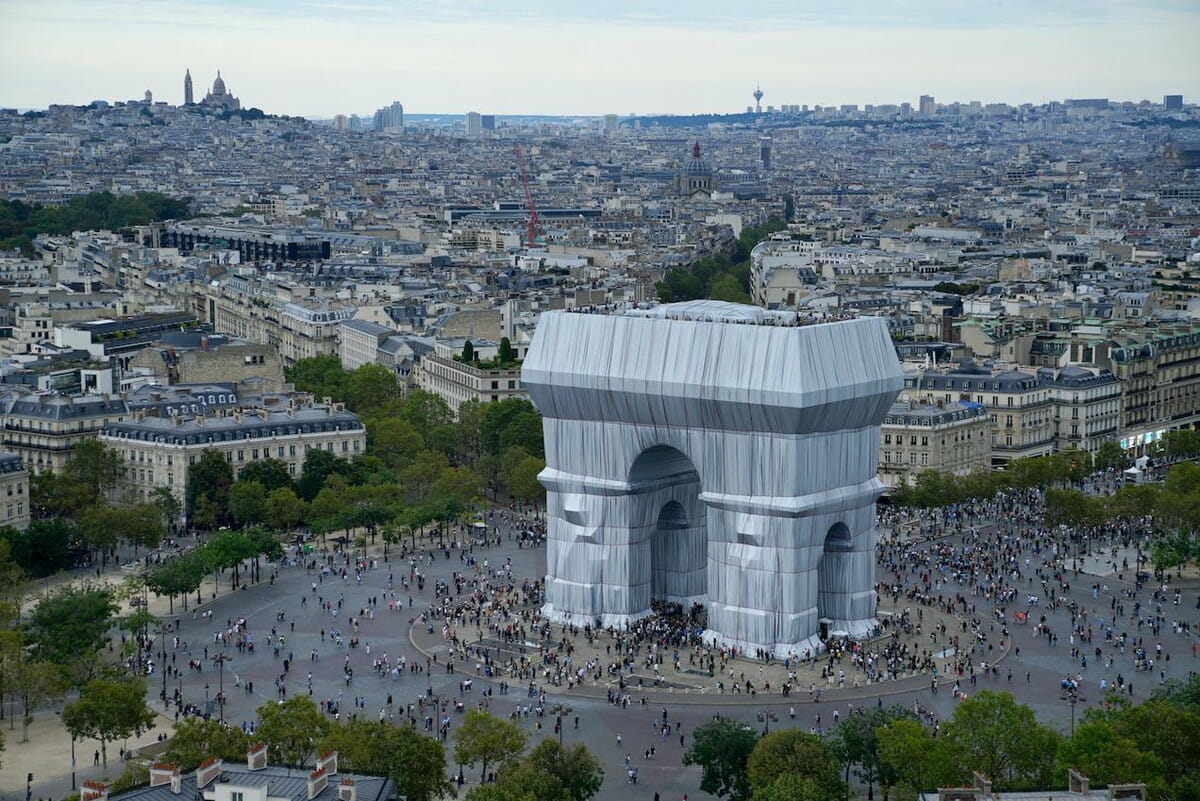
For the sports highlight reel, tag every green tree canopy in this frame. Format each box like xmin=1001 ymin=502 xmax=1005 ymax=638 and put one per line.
xmin=228 ymin=480 xmax=267 ymax=527
xmin=319 ymin=719 xmax=453 ymax=801
xmin=187 ymin=448 xmax=234 ymax=523
xmin=238 ymin=459 xmax=294 ymax=492
xmin=683 ymin=717 xmax=760 ymax=801
xmin=256 ymin=697 xmax=331 ymax=768
xmin=27 ymin=584 xmax=116 ymax=673
xmin=62 ymin=678 xmax=156 ymax=769
xmin=453 ymin=708 xmax=528 ymax=781
xmin=939 ymin=691 xmax=1059 ymax=789
xmin=163 ymin=718 xmax=251 ymax=771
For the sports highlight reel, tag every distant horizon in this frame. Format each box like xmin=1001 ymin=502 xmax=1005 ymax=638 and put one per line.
xmin=1 ymin=0 xmax=1196 ymax=117
xmin=5 ymin=95 xmax=1192 ymax=122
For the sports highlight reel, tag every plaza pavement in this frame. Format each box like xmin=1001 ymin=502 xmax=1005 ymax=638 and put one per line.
xmin=5 ymin=513 xmax=1199 ymax=801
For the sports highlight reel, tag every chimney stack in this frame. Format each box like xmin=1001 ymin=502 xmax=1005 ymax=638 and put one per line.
xmin=316 ymin=750 xmax=338 ymax=776
xmin=151 ymin=763 xmax=183 ymax=794
xmin=307 ymin=768 xmax=328 ymax=800
xmin=81 ymin=782 xmax=109 ymax=801
xmin=1068 ymin=768 xmax=1091 ymax=794
xmin=247 ymin=742 xmax=268 ymax=771
xmin=337 ymin=779 xmax=356 ymax=801
xmin=196 ymin=757 xmax=223 ymax=789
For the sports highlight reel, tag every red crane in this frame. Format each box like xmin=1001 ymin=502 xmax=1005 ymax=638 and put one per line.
xmin=513 ymin=143 xmax=540 ymax=248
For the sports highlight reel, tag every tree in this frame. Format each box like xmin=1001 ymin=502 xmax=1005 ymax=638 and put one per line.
xmin=78 ymin=505 xmax=122 ymax=557
xmin=394 ymin=391 xmax=453 ymax=442
xmin=1107 ymin=699 xmax=1200 ymax=797
xmin=164 ymin=718 xmax=251 ymax=771
xmin=480 ymin=399 xmax=543 ymax=457
xmin=877 ymin=720 xmax=961 ymax=801
xmin=10 ymin=654 xmax=65 ymax=742
xmin=296 ymin=449 xmax=349 ymax=502
xmin=151 ymin=487 xmax=182 ymax=531
xmin=453 ymin=708 xmax=527 ymax=781
xmin=508 ymin=455 xmax=547 ymax=503
xmin=522 ymin=740 xmax=604 ymax=801
xmin=238 ymin=459 xmax=294 ymax=492
xmin=683 ymin=717 xmax=760 ymax=801
xmin=1093 ymin=440 xmax=1128 ymax=472
xmin=748 ymin=728 xmax=842 ymax=801
xmin=345 ymin=364 xmax=402 ymax=416
xmin=27 ymin=584 xmax=116 ymax=675
xmin=285 ymin=355 xmax=348 ymax=401
xmin=228 ymin=480 xmax=267 ymax=527
xmin=462 ymin=340 xmax=475 ymax=363
xmin=827 ymin=706 xmax=915 ymax=800
xmin=753 ymin=773 xmax=842 ymax=801
xmin=187 ymin=449 xmax=234 ymax=523
xmin=498 ymin=337 xmax=515 ymax=365
xmin=0 ymin=518 xmax=74 ymax=577
xmin=264 ymin=487 xmax=307 ymax=532
xmin=366 ymin=417 xmax=426 ymax=469
xmin=1043 ymin=488 xmax=1101 ymax=528
xmin=319 ymin=719 xmax=452 ymax=801
xmin=63 ymin=440 xmax=126 ymax=501
xmin=1053 ymin=720 xmax=1163 ymax=790
xmin=938 ymin=691 xmax=1059 ymax=789
xmin=256 ymin=697 xmax=330 ymax=768
xmin=145 ymin=557 xmax=205 ymax=614
xmin=62 ymin=678 xmax=155 ymax=769
xmin=121 ymin=503 xmax=166 ymax=554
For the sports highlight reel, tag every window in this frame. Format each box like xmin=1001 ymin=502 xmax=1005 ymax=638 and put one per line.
xmin=289 ymin=445 xmax=296 ymax=456
xmin=921 ymin=453 xmax=929 ymax=465
xmin=883 ymin=452 xmax=890 ymax=463
xmin=231 ymin=792 xmax=244 ymax=801
xmin=288 ymin=463 xmax=297 ymax=475
xmin=909 ymin=452 xmax=917 ymax=464
xmin=921 ymin=436 xmax=928 ymax=446
xmin=884 ymin=434 xmax=892 ymax=444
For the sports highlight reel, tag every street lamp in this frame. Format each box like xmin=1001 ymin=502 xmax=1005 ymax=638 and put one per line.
xmin=756 ymin=709 xmax=778 ymax=736
xmin=213 ymin=653 xmax=231 ymax=722
xmin=71 ymin=735 xmax=76 ymax=791
xmin=155 ymin=625 xmax=168 ymax=706
xmin=1065 ymin=690 xmax=1079 ymax=737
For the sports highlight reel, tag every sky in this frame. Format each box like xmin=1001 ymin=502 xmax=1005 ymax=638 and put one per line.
xmin=1 ymin=0 xmax=1198 ymax=117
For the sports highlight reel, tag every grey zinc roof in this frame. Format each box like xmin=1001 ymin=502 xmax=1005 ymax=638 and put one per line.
xmin=0 ymin=391 xmax=130 ymax=420
xmin=340 ymin=319 xmax=393 ymax=337
xmin=102 ymin=406 xmax=364 ymax=446
xmin=110 ymin=765 xmax=393 ymax=801
xmin=0 ymin=452 xmax=26 ymax=473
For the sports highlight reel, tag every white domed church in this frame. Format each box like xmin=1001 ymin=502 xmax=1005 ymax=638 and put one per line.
xmin=674 ymin=141 xmax=717 ymax=198
xmin=201 ymin=71 xmax=241 ymax=111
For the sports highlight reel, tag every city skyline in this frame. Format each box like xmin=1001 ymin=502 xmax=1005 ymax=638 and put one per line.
xmin=0 ymin=0 xmax=1197 ymax=116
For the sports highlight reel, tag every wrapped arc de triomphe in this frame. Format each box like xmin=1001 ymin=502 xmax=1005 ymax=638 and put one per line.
xmin=521 ymin=301 xmax=904 ymax=658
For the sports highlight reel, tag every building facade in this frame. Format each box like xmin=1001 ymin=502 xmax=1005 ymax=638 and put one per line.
xmin=1044 ymin=365 xmax=1122 ymax=455
xmin=911 ymin=361 xmax=1055 ymax=467
xmin=879 ymin=400 xmax=991 ymax=488
xmin=0 ymin=452 xmax=30 ymax=531
xmin=0 ymin=392 xmax=131 ymax=474
xmin=414 ymin=348 xmax=525 ymax=413
xmin=99 ymin=401 xmax=365 ymax=517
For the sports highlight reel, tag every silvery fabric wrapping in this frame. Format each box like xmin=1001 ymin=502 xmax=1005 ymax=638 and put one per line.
xmin=522 ymin=302 xmax=903 ymax=658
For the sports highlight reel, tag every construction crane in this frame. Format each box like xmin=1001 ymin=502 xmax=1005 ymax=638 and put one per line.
xmin=513 ymin=143 xmax=540 ymax=248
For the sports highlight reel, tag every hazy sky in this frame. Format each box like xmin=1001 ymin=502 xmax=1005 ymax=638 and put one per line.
xmin=1 ymin=0 xmax=1197 ymax=116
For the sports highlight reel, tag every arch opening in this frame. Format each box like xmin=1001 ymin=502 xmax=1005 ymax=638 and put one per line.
xmin=817 ymin=522 xmax=854 ymax=637
xmin=629 ymin=447 xmax=708 ymax=608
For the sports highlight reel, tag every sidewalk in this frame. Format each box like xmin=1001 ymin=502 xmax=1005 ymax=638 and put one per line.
xmin=2 ymin=542 xmax=269 ymax=800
